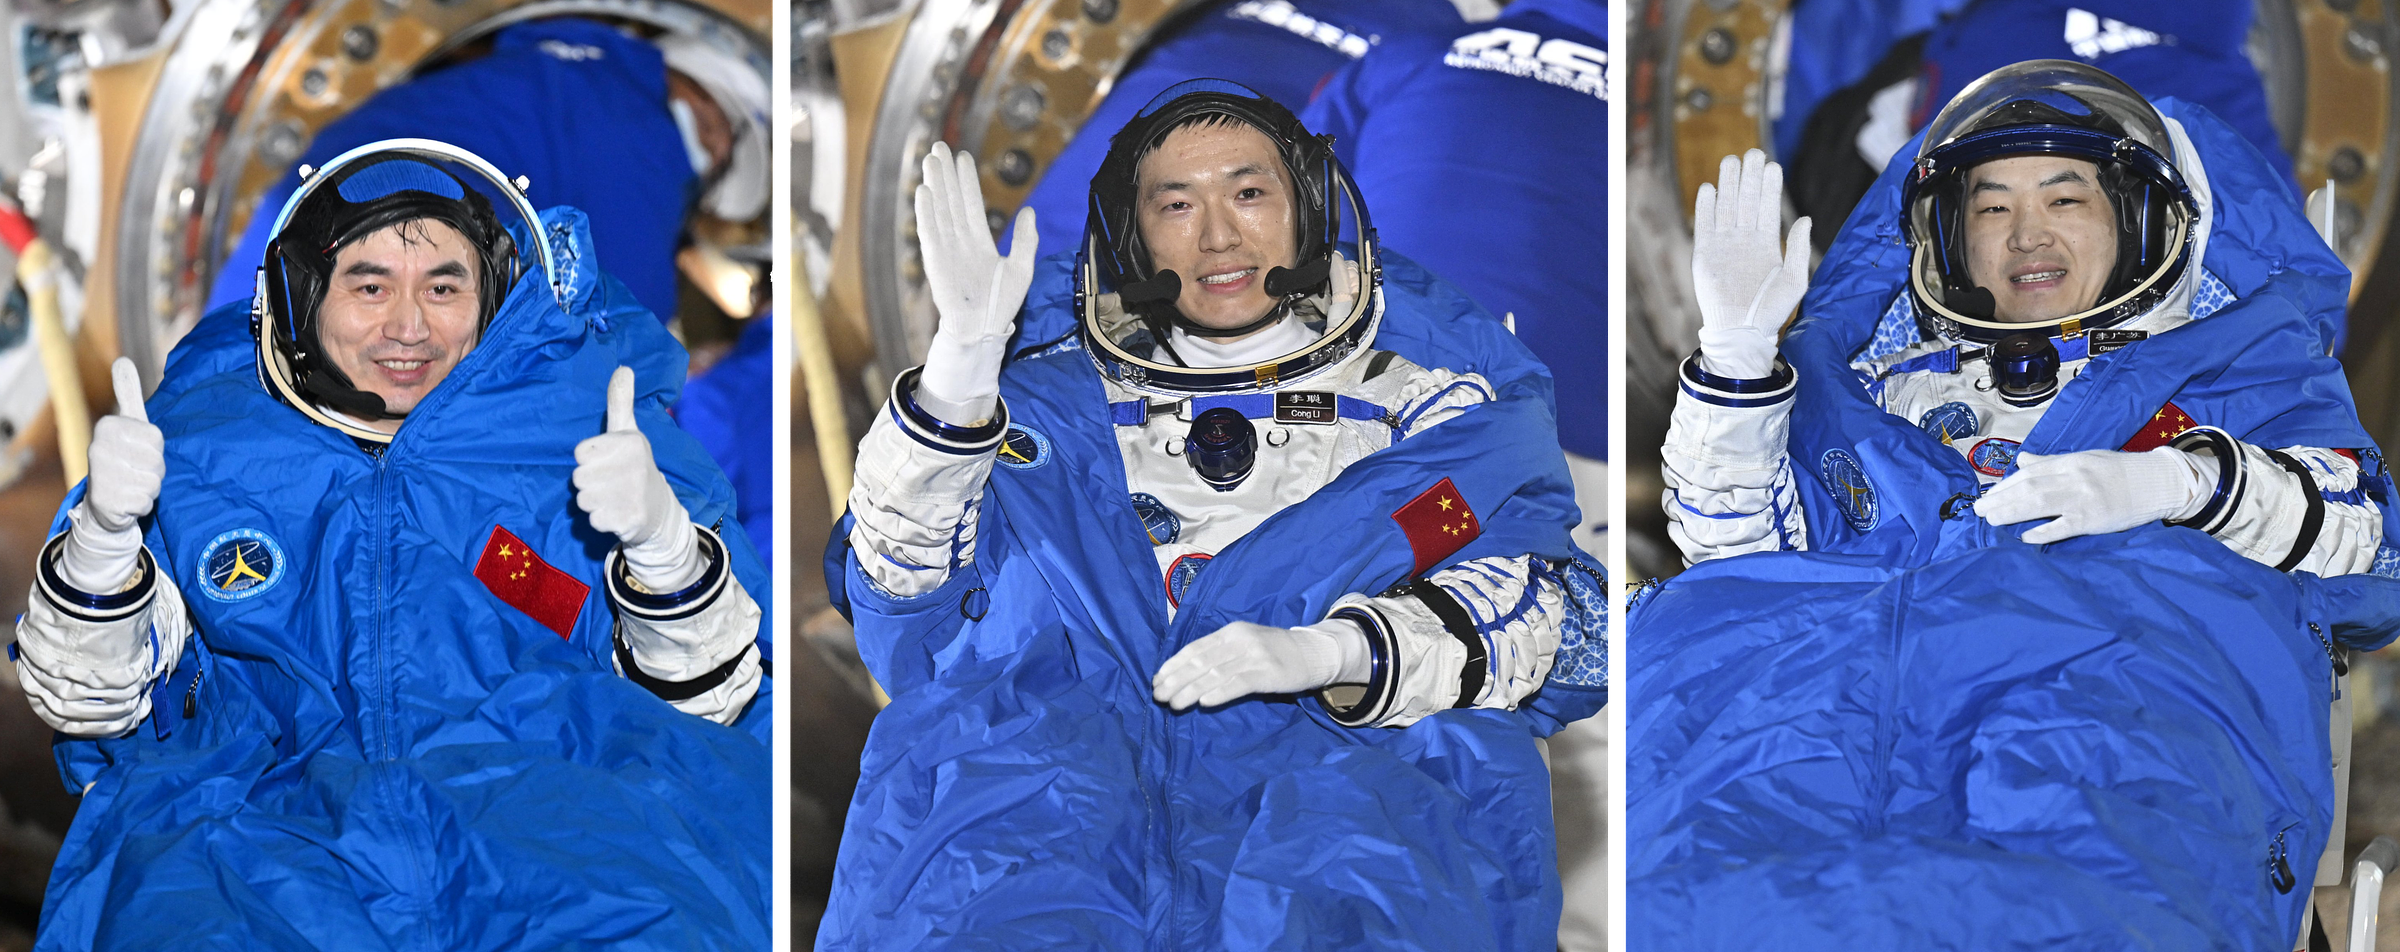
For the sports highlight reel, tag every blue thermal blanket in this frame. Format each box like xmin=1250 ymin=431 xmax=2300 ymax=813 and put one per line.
xmin=35 ymin=207 xmax=770 ymax=951
xmin=1629 ymin=100 xmax=2400 ymax=949
xmin=820 ymin=249 xmax=1606 ymax=950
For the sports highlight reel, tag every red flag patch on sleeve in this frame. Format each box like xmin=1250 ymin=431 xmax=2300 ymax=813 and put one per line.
xmin=473 ymin=526 xmax=589 ymax=639
xmin=2120 ymin=401 xmax=2200 ymax=452
xmin=1392 ymin=477 xmax=1481 ymax=576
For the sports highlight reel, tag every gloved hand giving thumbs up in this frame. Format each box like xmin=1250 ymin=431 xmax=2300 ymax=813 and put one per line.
xmin=573 ymin=366 xmax=703 ymax=591
xmin=59 ymin=358 xmax=164 ymax=593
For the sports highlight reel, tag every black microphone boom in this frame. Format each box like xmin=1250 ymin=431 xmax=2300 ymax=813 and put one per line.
xmin=1120 ymin=269 xmax=1181 ymax=305
xmin=1263 ymin=259 xmax=1330 ymax=297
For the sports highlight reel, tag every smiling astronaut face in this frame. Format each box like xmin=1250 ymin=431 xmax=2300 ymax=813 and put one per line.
xmin=315 ymin=219 xmax=484 ymax=430
xmin=1962 ymin=155 xmax=2121 ymax=324
xmin=1132 ymin=119 xmax=1302 ymax=338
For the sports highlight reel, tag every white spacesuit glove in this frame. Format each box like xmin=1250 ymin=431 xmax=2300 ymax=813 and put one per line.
xmin=1151 ymin=619 xmax=1371 ymax=711
xmin=59 ymin=358 xmax=163 ymax=594
xmin=845 ymin=156 xmax=1030 ymax=600
xmin=17 ymin=357 xmax=187 ymax=737
xmin=1691 ymin=150 xmax=1813 ymax=379
xmin=915 ymin=142 xmax=1039 ymax=427
xmin=574 ymin=366 xmax=704 ymax=591
xmin=15 ymin=568 xmax=191 ymax=737
xmin=575 ymin=366 xmax=761 ymax=723
xmin=1974 ymin=447 xmax=2214 ymax=544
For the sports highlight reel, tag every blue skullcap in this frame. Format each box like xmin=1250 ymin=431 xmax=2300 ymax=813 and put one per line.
xmin=1134 ymin=78 xmax=1268 ymax=119
xmin=336 ymin=159 xmax=466 ymax=203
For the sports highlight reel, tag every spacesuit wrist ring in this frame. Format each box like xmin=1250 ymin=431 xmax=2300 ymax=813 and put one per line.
xmin=1681 ymin=350 xmax=1794 ymax=392
xmin=2166 ymin=428 xmax=2245 ymax=534
xmin=607 ymin=525 xmax=729 ymax=622
xmin=1320 ymin=607 xmax=1396 ymax=727
xmin=35 ymin=531 xmax=156 ymax=623
xmin=893 ymin=366 xmax=1010 ymax=453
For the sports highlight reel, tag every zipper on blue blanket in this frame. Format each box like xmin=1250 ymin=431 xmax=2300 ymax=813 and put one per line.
xmin=2268 ymin=822 xmax=2300 ymax=894
xmin=372 ymin=459 xmax=395 ymax=762
xmin=2310 ymin=621 xmax=2347 ymax=699
xmin=182 ymin=635 xmax=210 ymax=719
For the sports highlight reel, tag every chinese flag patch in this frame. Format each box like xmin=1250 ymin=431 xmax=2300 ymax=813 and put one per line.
xmin=2121 ymin=401 xmax=2200 ymax=452
xmin=473 ymin=526 xmax=589 ymax=639
xmin=1392 ymin=478 xmax=1481 ymax=576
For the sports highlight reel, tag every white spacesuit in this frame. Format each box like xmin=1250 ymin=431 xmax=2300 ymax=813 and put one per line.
xmin=848 ymin=81 xmax=1563 ymax=727
xmin=1663 ymin=63 xmax=2381 ymax=576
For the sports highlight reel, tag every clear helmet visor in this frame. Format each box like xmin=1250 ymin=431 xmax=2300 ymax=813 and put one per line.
xmin=1902 ymin=60 xmax=2197 ymax=344
xmin=1918 ymin=60 xmax=2176 ymax=163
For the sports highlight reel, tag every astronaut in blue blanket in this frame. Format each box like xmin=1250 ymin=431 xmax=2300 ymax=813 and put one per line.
xmin=1634 ymin=60 xmax=2395 ymax=948
xmin=829 ymin=79 xmax=1601 ymax=946
xmin=9 ymin=141 xmax=767 ymax=948
xmin=1665 ymin=61 xmax=2381 ymax=575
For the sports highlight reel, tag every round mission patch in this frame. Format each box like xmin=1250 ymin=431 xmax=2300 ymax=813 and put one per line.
xmin=197 ymin=528 xmax=286 ymax=602
xmin=996 ymin=424 xmax=1051 ymax=471
xmin=1819 ymin=449 xmax=1880 ymax=533
xmin=1918 ymin=401 xmax=1980 ymax=444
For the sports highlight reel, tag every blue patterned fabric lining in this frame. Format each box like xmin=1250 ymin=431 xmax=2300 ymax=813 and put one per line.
xmin=2191 ymin=270 xmax=2234 ymax=320
xmin=1548 ymin=556 xmax=1607 ymax=688
xmin=1862 ymin=292 xmax=1918 ymax=362
xmin=2373 ymin=543 xmax=2400 ymax=580
xmin=1858 ymin=269 xmax=2236 ymax=362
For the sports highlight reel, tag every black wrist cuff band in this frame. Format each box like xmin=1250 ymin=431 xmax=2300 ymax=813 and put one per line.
xmin=2264 ymin=449 xmax=2327 ymax=573
xmin=615 ymin=636 xmax=751 ymax=702
xmin=1406 ymin=579 xmax=1488 ymax=709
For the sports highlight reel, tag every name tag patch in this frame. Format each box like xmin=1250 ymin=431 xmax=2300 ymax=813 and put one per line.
xmin=2088 ymin=328 xmax=2149 ymax=356
xmin=1273 ymin=391 xmax=1340 ymax=425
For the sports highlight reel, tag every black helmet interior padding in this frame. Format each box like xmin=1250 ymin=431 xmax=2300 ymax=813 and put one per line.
xmin=1085 ymin=79 xmax=1342 ymax=338
xmin=263 ymin=155 xmax=520 ymax=419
